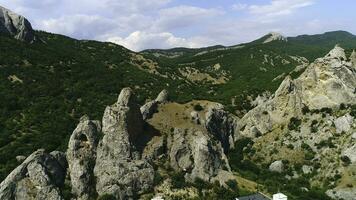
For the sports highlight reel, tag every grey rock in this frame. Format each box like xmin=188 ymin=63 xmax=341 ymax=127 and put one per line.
xmin=326 ymin=188 xmax=356 ymax=200
xmin=302 ymin=165 xmax=313 ymax=174
xmin=15 ymin=155 xmax=26 ymax=162
xmin=155 ymin=89 xmax=169 ymax=103
xmin=269 ymin=160 xmax=284 ymax=173
xmin=0 ymin=6 xmax=35 ymax=42
xmin=0 ymin=149 xmax=65 ymax=200
xmin=342 ymin=144 xmax=356 ymax=163
xmin=334 ymin=114 xmax=353 ymax=133
xmin=141 ymin=89 xmax=168 ymax=120
xmin=67 ymin=116 xmax=101 ymax=200
xmin=350 ymin=50 xmax=356 ymax=67
xmin=352 ymin=132 xmax=356 ymax=140
xmin=205 ymin=104 xmax=237 ymax=153
xmin=94 ymin=88 xmax=154 ymax=199
xmin=141 ymin=100 xmax=158 ymax=120
xmin=168 ymin=128 xmax=232 ymax=183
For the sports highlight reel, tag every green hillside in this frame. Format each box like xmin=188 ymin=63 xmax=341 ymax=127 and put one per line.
xmin=0 ymin=30 xmax=356 ymax=182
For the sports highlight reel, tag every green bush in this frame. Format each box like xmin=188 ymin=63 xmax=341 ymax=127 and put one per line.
xmin=288 ymin=117 xmax=302 ymax=131
xmin=193 ymin=104 xmax=204 ymax=111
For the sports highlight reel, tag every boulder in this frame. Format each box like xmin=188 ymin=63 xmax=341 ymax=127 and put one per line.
xmin=155 ymin=89 xmax=169 ymax=103
xmin=94 ymin=88 xmax=154 ymax=199
xmin=141 ymin=89 xmax=169 ymax=120
xmin=302 ymin=165 xmax=313 ymax=174
xmin=67 ymin=115 xmax=101 ymax=199
xmin=0 ymin=150 xmax=65 ymax=200
xmin=324 ymin=45 xmax=346 ymax=60
xmin=342 ymin=145 xmax=356 ymax=164
xmin=269 ymin=160 xmax=284 ymax=173
xmin=326 ymin=188 xmax=356 ymax=200
xmin=334 ymin=114 xmax=353 ymax=133
xmin=168 ymin=128 xmax=231 ymax=183
xmin=0 ymin=6 xmax=36 ymax=42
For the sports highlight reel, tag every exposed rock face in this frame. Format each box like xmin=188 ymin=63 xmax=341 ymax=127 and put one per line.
xmin=269 ymin=160 xmax=284 ymax=173
xmin=334 ymin=114 xmax=353 ymax=133
xmin=342 ymin=144 xmax=356 ymax=164
xmin=94 ymin=88 xmax=154 ymax=199
xmin=205 ymin=103 xmax=238 ymax=152
xmin=0 ymin=150 xmax=65 ymax=200
xmin=67 ymin=116 xmax=101 ymax=200
xmin=326 ymin=188 xmax=356 ymax=200
xmin=141 ymin=89 xmax=169 ymax=120
xmin=168 ymin=128 xmax=232 ymax=183
xmin=239 ymin=45 xmax=356 ymax=137
xmin=350 ymin=50 xmax=356 ymax=67
xmin=263 ymin=32 xmax=287 ymax=44
xmin=0 ymin=6 xmax=35 ymax=42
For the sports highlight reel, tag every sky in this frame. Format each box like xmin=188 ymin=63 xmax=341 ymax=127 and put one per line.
xmin=0 ymin=0 xmax=355 ymax=51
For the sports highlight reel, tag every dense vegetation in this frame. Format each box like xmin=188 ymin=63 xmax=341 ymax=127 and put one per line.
xmin=1 ymin=29 xmax=356 ymax=193
xmin=228 ymin=138 xmax=332 ymax=200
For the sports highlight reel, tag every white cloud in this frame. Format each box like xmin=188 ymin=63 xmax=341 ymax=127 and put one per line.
xmin=232 ymin=3 xmax=248 ymax=11
xmin=107 ymin=31 xmax=210 ymax=51
xmin=248 ymin=0 xmax=314 ymax=18
xmin=40 ymin=15 xmax=117 ymax=39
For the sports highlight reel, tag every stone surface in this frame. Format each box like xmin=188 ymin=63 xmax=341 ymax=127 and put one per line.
xmin=269 ymin=160 xmax=284 ymax=173
xmin=141 ymin=90 xmax=169 ymax=120
xmin=0 ymin=150 xmax=65 ymax=200
xmin=205 ymin=103 xmax=237 ymax=153
xmin=0 ymin=6 xmax=35 ymax=42
xmin=342 ymin=144 xmax=356 ymax=164
xmin=168 ymin=128 xmax=232 ymax=183
xmin=239 ymin=46 xmax=356 ymax=137
xmin=67 ymin=116 xmax=101 ymax=200
xmin=263 ymin=32 xmax=287 ymax=44
xmin=302 ymin=165 xmax=313 ymax=174
xmin=94 ymin=88 xmax=154 ymax=199
xmin=350 ymin=50 xmax=356 ymax=67
xmin=326 ymin=188 xmax=356 ymax=200
xmin=334 ymin=114 xmax=353 ymax=133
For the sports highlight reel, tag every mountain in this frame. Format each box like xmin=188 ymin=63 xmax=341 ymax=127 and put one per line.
xmin=0 ymin=6 xmax=35 ymax=42
xmin=0 ymin=6 xmax=356 ymax=200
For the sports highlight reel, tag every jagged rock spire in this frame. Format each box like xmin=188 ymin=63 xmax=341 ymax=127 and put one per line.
xmin=324 ymin=45 xmax=346 ymax=60
xmin=0 ymin=6 xmax=36 ymax=42
xmin=350 ymin=50 xmax=356 ymax=67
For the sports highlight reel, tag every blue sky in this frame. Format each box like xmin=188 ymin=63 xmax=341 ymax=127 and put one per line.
xmin=0 ymin=0 xmax=355 ymax=51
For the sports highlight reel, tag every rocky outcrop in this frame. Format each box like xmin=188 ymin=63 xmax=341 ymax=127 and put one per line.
xmin=0 ymin=150 xmax=65 ymax=200
xmin=350 ymin=50 xmax=356 ymax=67
xmin=94 ymin=88 xmax=154 ymax=199
xmin=263 ymin=32 xmax=287 ymax=44
xmin=269 ymin=160 xmax=284 ymax=173
xmin=141 ymin=89 xmax=169 ymax=120
xmin=168 ymin=128 xmax=232 ymax=183
xmin=334 ymin=114 xmax=353 ymax=133
xmin=0 ymin=6 xmax=36 ymax=42
xmin=67 ymin=115 xmax=101 ymax=200
xmin=205 ymin=103 xmax=238 ymax=153
xmin=239 ymin=45 xmax=356 ymax=137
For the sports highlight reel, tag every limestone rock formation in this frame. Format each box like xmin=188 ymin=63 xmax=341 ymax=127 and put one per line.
xmin=334 ymin=114 xmax=353 ymax=133
xmin=0 ymin=150 xmax=65 ymax=200
xmin=168 ymin=128 xmax=232 ymax=183
xmin=67 ymin=115 xmax=101 ymax=200
xmin=205 ymin=103 xmax=238 ymax=152
xmin=0 ymin=6 xmax=36 ymax=42
xmin=94 ymin=88 xmax=154 ymax=199
xmin=141 ymin=89 xmax=169 ymax=120
xmin=263 ymin=32 xmax=287 ymax=44
xmin=350 ymin=50 xmax=356 ymax=67
xmin=239 ymin=45 xmax=356 ymax=137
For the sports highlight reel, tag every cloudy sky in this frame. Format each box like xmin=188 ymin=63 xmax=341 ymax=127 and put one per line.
xmin=1 ymin=0 xmax=355 ymax=51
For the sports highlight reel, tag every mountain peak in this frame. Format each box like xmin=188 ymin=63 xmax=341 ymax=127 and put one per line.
xmin=0 ymin=5 xmax=36 ymax=42
xmin=263 ymin=32 xmax=287 ymax=44
xmin=324 ymin=44 xmax=346 ymax=60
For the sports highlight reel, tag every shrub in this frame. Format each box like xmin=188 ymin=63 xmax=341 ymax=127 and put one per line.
xmin=341 ymin=156 xmax=351 ymax=166
xmin=288 ymin=117 xmax=302 ymax=131
xmin=171 ymin=171 xmax=186 ymax=189
xmin=193 ymin=104 xmax=204 ymax=111
xmin=98 ymin=194 xmax=116 ymax=200
xmin=302 ymin=106 xmax=310 ymax=114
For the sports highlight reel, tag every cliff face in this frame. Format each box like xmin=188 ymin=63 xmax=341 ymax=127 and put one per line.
xmin=0 ymin=6 xmax=36 ymax=42
xmin=238 ymin=46 xmax=356 ymax=200
xmin=0 ymin=88 xmax=237 ymax=199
